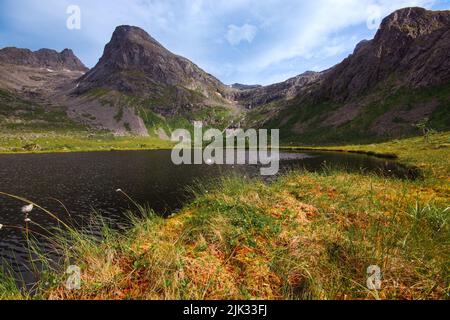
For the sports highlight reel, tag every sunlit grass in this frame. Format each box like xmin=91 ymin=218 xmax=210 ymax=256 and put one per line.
xmin=285 ymin=132 xmax=450 ymax=179
xmin=0 ymin=132 xmax=174 ymax=154
xmin=0 ymin=269 xmax=25 ymax=300
xmin=28 ymin=170 xmax=446 ymax=300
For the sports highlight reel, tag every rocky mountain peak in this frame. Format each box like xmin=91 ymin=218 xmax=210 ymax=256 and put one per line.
xmin=76 ymin=25 xmax=230 ymax=105
xmin=311 ymin=7 xmax=450 ymax=103
xmin=91 ymin=25 xmax=170 ymax=72
xmin=378 ymin=7 xmax=450 ymax=39
xmin=0 ymin=47 xmax=88 ymax=72
xmin=110 ymin=25 xmax=163 ymax=47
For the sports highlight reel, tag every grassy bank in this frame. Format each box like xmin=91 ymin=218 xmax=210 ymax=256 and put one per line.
xmin=286 ymin=132 xmax=450 ymax=184
xmin=1 ymin=133 xmax=449 ymax=300
xmin=0 ymin=132 xmax=173 ymax=154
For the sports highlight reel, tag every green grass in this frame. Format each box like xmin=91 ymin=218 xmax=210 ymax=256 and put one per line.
xmin=0 ymin=132 xmax=174 ymax=154
xmin=1 ymin=132 xmax=448 ymax=300
xmin=285 ymin=132 xmax=450 ymax=182
xmin=0 ymin=270 xmax=24 ymax=300
xmin=38 ymin=170 xmax=449 ymax=300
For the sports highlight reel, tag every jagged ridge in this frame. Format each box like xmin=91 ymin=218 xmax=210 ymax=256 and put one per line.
xmin=0 ymin=47 xmax=88 ymax=72
xmin=75 ymin=25 xmax=233 ymax=110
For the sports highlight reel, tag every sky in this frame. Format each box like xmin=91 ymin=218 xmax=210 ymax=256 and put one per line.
xmin=0 ymin=0 xmax=449 ymax=85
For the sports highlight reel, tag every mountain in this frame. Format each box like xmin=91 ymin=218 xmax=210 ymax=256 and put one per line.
xmin=1 ymin=7 xmax=449 ymax=141
xmin=235 ymin=71 xmax=323 ymax=109
xmin=0 ymin=47 xmax=88 ymax=98
xmin=76 ymin=26 xmax=229 ymax=97
xmin=0 ymin=47 xmax=90 ymax=134
xmin=74 ymin=26 xmax=235 ymax=113
xmin=315 ymin=7 xmax=450 ymax=102
xmin=231 ymin=83 xmax=262 ymax=90
xmin=0 ymin=47 xmax=88 ymax=72
xmin=247 ymin=7 xmax=450 ymax=143
xmin=67 ymin=25 xmax=239 ymax=135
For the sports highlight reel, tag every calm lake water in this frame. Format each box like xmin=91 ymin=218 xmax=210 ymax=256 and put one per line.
xmin=0 ymin=150 xmax=416 ymax=285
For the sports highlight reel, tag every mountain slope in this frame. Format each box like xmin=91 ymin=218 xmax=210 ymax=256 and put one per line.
xmin=315 ymin=7 xmax=450 ymax=102
xmin=0 ymin=48 xmax=90 ymax=134
xmin=248 ymin=7 xmax=450 ymax=143
xmin=76 ymin=26 xmax=230 ymax=100
xmin=235 ymin=71 xmax=323 ymax=109
xmin=66 ymin=25 xmax=240 ymax=135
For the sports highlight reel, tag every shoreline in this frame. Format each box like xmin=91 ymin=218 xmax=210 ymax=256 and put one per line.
xmin=284 ymin=147 xmax=398 ymax=159
xmin=0 ymin=146 xmax=400 ymax=157
xmin=0 ymin=146 xmax=174 ymax=156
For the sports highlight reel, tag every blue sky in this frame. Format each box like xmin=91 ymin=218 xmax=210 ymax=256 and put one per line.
xmin=0 ymin=0 xmax=449 ymax=85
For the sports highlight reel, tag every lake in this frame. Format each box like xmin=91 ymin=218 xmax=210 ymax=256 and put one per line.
xmin=0 ymin=149 xmax=417 ymax=285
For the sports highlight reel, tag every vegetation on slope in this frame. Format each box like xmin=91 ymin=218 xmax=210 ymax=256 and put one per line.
xmin=0 ymin=89 xmax=85 ymax=133
xmin=81 ymin=87 xmax=240 ymax=139
xmin=254 ymin=84 xmax=450 ymax=145
xmin=0 ymin=89 xmax=175 ymax=153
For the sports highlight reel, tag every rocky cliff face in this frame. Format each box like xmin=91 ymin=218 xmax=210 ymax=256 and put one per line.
xmin=75 ymin=26 xmax=233 ymax=110
xmin=231 ymin=83 xmax=262 ymax=90
xmin=235 ymin=71 xmax=323 ymax=108
xmin=248 ymin=7 xmax=450 ymax=142
xmin=0 ymin=47 xmax=88 ymax=72
xmin=314 ymin=7 xmax=450 ymax=103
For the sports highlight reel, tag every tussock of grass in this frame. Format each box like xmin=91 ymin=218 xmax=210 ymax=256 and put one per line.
xmin=38 ymin=168 xmax=448 ymax=300
xmin=0 ymin=270 xmax=24 ymax=300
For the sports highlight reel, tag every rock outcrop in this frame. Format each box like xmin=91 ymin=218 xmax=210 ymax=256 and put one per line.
xmin=0 ymin=47 xmax=88 ymax=72
xmin=238 ymin=8 xmax=450 ymax=142
xmin=234 ymin=71 xmax=323 ymax=108
xmin=314 ymin=7 xmax=450 ymax=102
xmin=75 ymin=26 xmax=233 ymax=110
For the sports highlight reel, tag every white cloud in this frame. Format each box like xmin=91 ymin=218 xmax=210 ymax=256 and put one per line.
xmin=247 ymin=0 xmax=436 ymax=72
xmin=226 ymin=24 xmax=258 ymax=46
